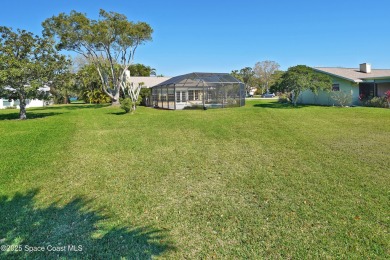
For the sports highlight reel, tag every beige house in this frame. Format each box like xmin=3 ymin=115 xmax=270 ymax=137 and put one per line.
xmin=126 ymin=76 xmax=171 ymax=88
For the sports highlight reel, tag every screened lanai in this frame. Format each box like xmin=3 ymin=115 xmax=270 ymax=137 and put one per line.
xmin=151 ymin=72 xmax=245 ymax=110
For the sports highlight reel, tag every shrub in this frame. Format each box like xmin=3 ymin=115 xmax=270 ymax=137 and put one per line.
xmin=278 ymin=93 xmax=291 ymax=103
xmin=120 ymin=98 xmax=133 ymax=113
xmin=183 ymin=104 xmax=204 ymax=110
xmin=139 ymin=88 xmax=151 ymax=106
xmin=331 ymin=91 xmax=353 ymax=107
xmin=385 ymin=90 xmax=390 ymax=108
xmin=226 ymin=99 xmax=238 ymax=107
xmin=364 ymin=96 xmax=387 ymax=108
xmin=82 ymin=89 xmax=111 ymax=104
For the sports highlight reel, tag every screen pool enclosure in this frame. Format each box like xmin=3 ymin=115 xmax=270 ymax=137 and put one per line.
xmin=151 ymin=72 xmax=245 ymax=110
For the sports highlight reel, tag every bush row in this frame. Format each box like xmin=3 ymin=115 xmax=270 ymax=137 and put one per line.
xmin=362 ymin=96 xmax=389 ymax=108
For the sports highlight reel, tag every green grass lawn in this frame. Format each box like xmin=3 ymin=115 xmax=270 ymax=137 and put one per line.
xmin=0 ymin=100 xmax=389 ymax=259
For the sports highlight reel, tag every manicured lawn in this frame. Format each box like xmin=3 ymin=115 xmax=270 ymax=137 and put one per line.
xmin=0 ymin=100 xmax=389 ymax=258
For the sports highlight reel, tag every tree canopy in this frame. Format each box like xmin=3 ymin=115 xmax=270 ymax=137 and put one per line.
xmin=0 ymin=26 xmax=68 ymax=119
xmin=129 ymin=64 xmax=156 ymax=77
xmin=269 ymin=70 xmax=286 ymax=93
xmin=231 ymin=67 xmax=256 ymax=94
xmin=72 ymin=58 xmax=156 ymax=104
xmin=280 ymin=65 xmax=332 ymax=106
xmin=253 ymin=60 xmax=280 ymax=94
xmin=42 ymin=9 xmax=153 ymax=106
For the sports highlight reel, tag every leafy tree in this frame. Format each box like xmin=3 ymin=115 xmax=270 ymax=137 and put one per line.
xmin=269 ymin=70 xmax=286 ymax=93
xmin=139 ymin=88 xmax=151 ymax=106
xmin=253 ymin=60 xmax=280 ymax=94
xmin=42 ymin=9 xmax=153 ymax=106
xmin=280 ymin=65 xmax=332 ymax=106
xmin=75 ymin=60 xmax=154 ymax=104
xmin=231 ymin=67 xmax=256 ymax=94
xmin=129 ymin=64 xmax=156 ymax=77
xmin=75 ymin=63 xmax=110 ymax=104
xmin=0 ymin=27 xmax=67 ymax=119
xmin=49 ymin=62 xmax=77 ymax=104
xmin=230 ymin=70 xmax=243 ymax=82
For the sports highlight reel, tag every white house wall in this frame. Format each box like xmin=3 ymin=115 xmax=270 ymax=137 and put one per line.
xmin=0 ymin=98 xmax=48 ymax=109
xmin=26 ymin=99 xmax=46 ymax=108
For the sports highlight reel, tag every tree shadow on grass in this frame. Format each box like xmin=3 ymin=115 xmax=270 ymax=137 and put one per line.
xmin=31 ymin=104 xmax=109 ymax=111
xmin=0 ymin=190 xmax=174 ymax=259
xmin=253 ymin=101 xmax=304 ymax=109
xmin=0 ymin=112 xmax=62 ymax=121
xmin=109 ymin=111 xmax=127 ymax=115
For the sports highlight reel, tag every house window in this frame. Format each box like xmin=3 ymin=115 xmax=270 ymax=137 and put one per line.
xmin=188 ymin=90 xmax=194 ymax=100
xmin=194 ymin=90 xmax=199 ymax=100
xmin=332 ymin=84 xmax=340 ymax=91
xmin=176 ymin=91 xmax=186 ymax=102
xmin=188 ymin=90 xmax=200 ymax=100
xmin=359 ymin=83 xmax=375 ymax=99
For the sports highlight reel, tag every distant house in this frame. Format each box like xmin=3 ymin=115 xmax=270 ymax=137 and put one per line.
xmin=0 ymin=86 xmax=52 ymax=109
xmin=248 ymin=87 xmax=257 ymax=97
xmin=126 ymin=76 xmax=171 ymax=89
xmin=299 ymin=63 xmax=390 ymax=106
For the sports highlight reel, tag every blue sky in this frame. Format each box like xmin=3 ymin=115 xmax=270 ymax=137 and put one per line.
xmin=1 ymin=0 xmax=389 ymax=76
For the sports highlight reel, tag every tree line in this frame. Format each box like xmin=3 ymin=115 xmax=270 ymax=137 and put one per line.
xmin=231 ymin=61 xmax=332 ymax=106
xmin=0 ymin=9 xmax=154 ymax=119
xmin=1 ymin=8 xmax=332 ymax=120
xmin=52 ymin=60 xmax=155 ymax=105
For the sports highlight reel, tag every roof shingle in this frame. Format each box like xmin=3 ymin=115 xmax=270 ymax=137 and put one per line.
xmin=313 ymin=67 xmax=390 ymax=82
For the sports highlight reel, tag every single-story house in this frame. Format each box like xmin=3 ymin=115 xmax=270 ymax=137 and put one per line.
xmin=151 ymin=72 xmax=245 ymax=110
xmin=0 ymin=86 xmax=52 ymax=109
xmin=299 ymin=63 xmax=390 ymax=106
xmin=0 ymin=98 xmax=51 ymax=109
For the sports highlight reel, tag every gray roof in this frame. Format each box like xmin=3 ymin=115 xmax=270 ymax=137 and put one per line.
xmin=153 ymin=72 xmax=241 ymax=87
xmin=313 ymin=67 xmax=390 ymax=83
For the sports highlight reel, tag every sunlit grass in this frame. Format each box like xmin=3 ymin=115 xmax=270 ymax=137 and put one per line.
xmin=0 ymin=101 xmax=389 ymax=258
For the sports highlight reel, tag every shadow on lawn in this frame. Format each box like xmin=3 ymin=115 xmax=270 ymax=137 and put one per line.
xmin=32 ymin=104 xmax=109 ymax=111
xmin=0 ymin=112 xmax=62 ymax=121
xmin=109 ymin=111 xmax=127 ymax=115
xmin=253 ymin=101 xmax=304 ymax=109
xmin=0 ymin=190 xmax=174 ymax=259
